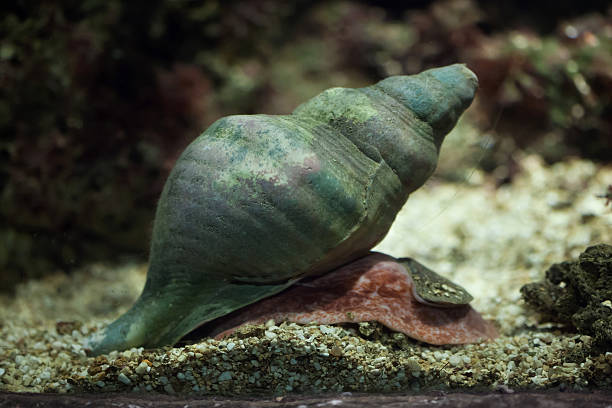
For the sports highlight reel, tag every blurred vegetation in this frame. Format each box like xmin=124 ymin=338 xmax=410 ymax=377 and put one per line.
xmin=1 ymin=0 xmax=611 ymax=290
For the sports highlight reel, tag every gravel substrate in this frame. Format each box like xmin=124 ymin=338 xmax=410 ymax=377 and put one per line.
xmin=0 ymin=154 xmax=611 ymax=395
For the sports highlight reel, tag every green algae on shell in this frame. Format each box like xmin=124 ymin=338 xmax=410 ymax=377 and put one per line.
xmin=86 ymin=64 xmax=478 ymax=356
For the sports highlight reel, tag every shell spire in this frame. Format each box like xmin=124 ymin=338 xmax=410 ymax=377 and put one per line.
xmin=294 ymin=63 xmax=478 ymax=192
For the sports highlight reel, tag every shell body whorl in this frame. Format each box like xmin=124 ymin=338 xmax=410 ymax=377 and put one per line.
xmin=87 ymin=64 xmax=478 ymax=355
xmin=149 ymin=113 xmax=406 ymax=288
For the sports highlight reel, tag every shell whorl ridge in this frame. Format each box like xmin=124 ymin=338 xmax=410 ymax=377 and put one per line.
xmin=86 ymin=64 xmax=478 ymax=355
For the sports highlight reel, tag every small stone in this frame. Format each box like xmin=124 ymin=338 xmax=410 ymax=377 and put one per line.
xmin=39 ymin=370 xmax=51 ymax=381
xmin=22 ymin=375 xmax=33 ymax=387
xmin=135 ymin=361 xmax=150 ymax=375
xmin=330 ymin=345 xmax=343 ymax=357
xmin=218 ymin=371 xmax=232 ymax=382
xmin=117 ymin=373 xmax=131 ymax=385
xmin=448 ymin=354 xmax=463 ymax=367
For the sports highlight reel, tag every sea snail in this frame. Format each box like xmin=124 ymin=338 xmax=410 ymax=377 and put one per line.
xmin=87 ymin=64 xmax=479 ymax=355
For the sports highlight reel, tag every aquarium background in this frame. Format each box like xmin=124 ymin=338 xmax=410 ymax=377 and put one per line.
xmin=1 ymin=0 xmax=611 ymax=291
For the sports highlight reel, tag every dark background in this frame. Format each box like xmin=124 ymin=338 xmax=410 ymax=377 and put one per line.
xmin=1 ymin=0 xmax=611 ymax=291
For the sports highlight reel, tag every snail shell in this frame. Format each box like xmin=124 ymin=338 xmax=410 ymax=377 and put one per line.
xmin=87 ymin=64 xmax=478 ymax=355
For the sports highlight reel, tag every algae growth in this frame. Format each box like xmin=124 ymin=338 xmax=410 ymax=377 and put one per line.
xmin=521 ymin=244 xmax=612 ymax=352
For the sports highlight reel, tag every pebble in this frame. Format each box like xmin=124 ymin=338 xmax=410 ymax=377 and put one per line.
xmin=448 ymin=354 xmax=463 ymax=367
xmin=117 ymin=373 xmax=131 ymax=385
xmin=218 ymin=371 xmax=232 ymax=382
xmin=135 ymin=361 xmax=149 ymax=375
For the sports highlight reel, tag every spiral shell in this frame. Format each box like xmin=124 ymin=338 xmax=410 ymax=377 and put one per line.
xmin=87 ymin=64 xmax=478 ymax=355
